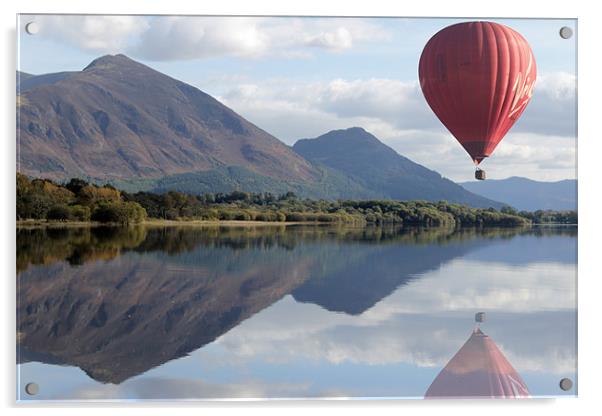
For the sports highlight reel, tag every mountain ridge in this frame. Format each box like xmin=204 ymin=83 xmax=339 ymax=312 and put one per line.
xmin=17 ymin=70 xmax=77 ymax=93
xmin=460 ymin=176 xmax=577 ymax=211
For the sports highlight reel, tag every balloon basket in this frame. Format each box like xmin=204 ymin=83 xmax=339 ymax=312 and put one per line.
xmin=475 ymin=169 xmax=486 ymax=181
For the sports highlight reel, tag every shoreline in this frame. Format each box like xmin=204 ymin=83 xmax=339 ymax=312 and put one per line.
xmin=15 ymin=219 xmax=332 ymax=228
xmin=15 ymin=219 xmax=577 ymax=229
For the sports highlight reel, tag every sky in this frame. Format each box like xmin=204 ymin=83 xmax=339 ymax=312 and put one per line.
xmin=17 ymin=15 xmax=577 ymax=182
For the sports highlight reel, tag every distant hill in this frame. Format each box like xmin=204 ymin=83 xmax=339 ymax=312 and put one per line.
xmin=460 ymin=177 xmax=577 ymax=211
xmin=293 ymin=127 xmax=502 ymax=208
xmin=17 ymin=70 xmax=78 ymax=93
xmin=16 ymin=70 xmax=34 ymax=84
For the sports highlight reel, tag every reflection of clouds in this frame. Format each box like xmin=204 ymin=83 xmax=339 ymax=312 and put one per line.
xmin=67 ymin=377 xmax=313 ymax=400
xmin=210 ymin=259 xmax=575 ymax=375
xmin=370 ymin=260 xmax=576 ymax=314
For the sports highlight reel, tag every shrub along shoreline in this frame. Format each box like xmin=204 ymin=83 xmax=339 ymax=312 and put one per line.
xmin=16 ymin=174 xmax=576 ymax=227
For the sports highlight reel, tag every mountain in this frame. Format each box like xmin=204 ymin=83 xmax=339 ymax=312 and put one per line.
xmin=18 ymin=55 xmax=502 ymax=206
xmin=17 ymin=54 xmax=317 ymax=184
xmin=17 ymin=70 xmax=78 ymax=93
xmin=293 ymin=127 xmax=502 ymax=208
xmin=460 ymin=177 xmax=577 ymax=211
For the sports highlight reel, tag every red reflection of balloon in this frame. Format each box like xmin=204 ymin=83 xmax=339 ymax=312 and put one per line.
xmin=418 ymin=21 xmax=537 ymax=165
xmin=425 ymin=328 xmax=530 ymax=399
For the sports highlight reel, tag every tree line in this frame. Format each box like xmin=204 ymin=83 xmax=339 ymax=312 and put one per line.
xmin=17 ymin=174 xmax=146 ymax=224
xmin=16 ymin=174 xmax=577 ymax=226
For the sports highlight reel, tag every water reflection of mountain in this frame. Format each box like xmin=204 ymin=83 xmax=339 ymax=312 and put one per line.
xmin=292 ymin=226 xmax=577 ymax=314
xmin=292 ymin=241 xmax=477 ymax=315
xmin=17 ymin=225 xmax=553 ymax=384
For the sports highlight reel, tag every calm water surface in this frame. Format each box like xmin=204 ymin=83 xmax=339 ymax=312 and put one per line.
xmin=16 ymin=225 xmax=577 ymax=400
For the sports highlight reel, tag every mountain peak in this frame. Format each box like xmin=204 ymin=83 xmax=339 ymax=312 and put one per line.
xmin=320 ymin=126 xmax=374 ymax=139
xmin=342 ymin=126 xmax=368 ymax=133
xmin=82 ymin=54 xmax=138 ymax=71
xmin=295 ymin=127 xmax=382 ymax=152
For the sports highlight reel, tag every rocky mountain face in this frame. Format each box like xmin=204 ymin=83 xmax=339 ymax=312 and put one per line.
xmin=293 ymin=127 xmax=502 ymax=208
xmin=17 ymin=54 xmax=317 ymax=183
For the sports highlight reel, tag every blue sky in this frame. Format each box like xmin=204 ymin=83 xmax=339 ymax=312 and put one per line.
xmin=18 ymin=15 xmax=577 ymax=181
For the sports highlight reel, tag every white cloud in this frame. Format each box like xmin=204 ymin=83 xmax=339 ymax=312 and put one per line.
xmin=131 ymin=17 xmax=386 ymax=61
xmin=30 ymin=16 xmax=390 ymax=61
xmin=133 ymin=17 xmax=270 ymax=61
xmin=31 ymin=15 xmax=149 ymax=54
xmin=306 ymin=27 xmax=353 ymax=50
xmin=384 ymin=131 xmax=576 ymax=182
xmin=515 ymin=71 xmax=577 ymax=137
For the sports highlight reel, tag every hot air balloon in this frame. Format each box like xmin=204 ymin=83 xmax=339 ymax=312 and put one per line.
xmin=418 ymin=21 xmax=537 ymax=180
xmin=424 ymin=312 xmax=530 ymax=399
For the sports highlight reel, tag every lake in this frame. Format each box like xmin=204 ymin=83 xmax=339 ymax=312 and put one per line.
xmin=16 ymin=224 xmax=577 ymax=400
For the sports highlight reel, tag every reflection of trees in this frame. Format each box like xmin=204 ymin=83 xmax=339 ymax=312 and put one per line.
xmin=17 ymin=224 xmax=563 ymax=273
xmin=17 ymin=225 xmax=564 ymax=273
xmin=17 ymin=226 xmax=147 ymax=273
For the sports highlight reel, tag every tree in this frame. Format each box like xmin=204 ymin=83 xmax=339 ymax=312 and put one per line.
xmin=65 ymin=178 xmax=89 ymax=194
xmin=70 ymin=205 xmax=91 ymax=221
xmin=46 ymin=205 xmax=71 ymax=221
xmin=78 ymin=185 xmax=121 ymax=206
xmin=91 ymin=201 xmax=147 ymax=224
xmin=501 ymin=205 xmax=518 ymax=216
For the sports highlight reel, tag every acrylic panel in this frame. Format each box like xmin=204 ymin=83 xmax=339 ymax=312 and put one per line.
xmin=16 ymin=15 xmax=577 ymax=401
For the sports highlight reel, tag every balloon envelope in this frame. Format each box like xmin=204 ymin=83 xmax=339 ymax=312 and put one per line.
xmin=418 ymin=21 xmax=536 ymax=164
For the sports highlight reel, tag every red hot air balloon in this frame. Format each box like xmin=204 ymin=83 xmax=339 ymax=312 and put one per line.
xmin=418 ymin=21 xmax=536 ymax=180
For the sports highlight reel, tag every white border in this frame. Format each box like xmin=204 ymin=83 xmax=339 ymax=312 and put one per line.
xmin=2 ymin=1 xmax=600 ymax=415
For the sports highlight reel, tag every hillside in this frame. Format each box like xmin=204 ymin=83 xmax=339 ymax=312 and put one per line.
xmin=294 ymin=127 xmax=502 ymax=208
xmin=460 ymin=177 xmax=577 ymax=211
xmin=17 ymin=54 xmax=317 ymax=183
